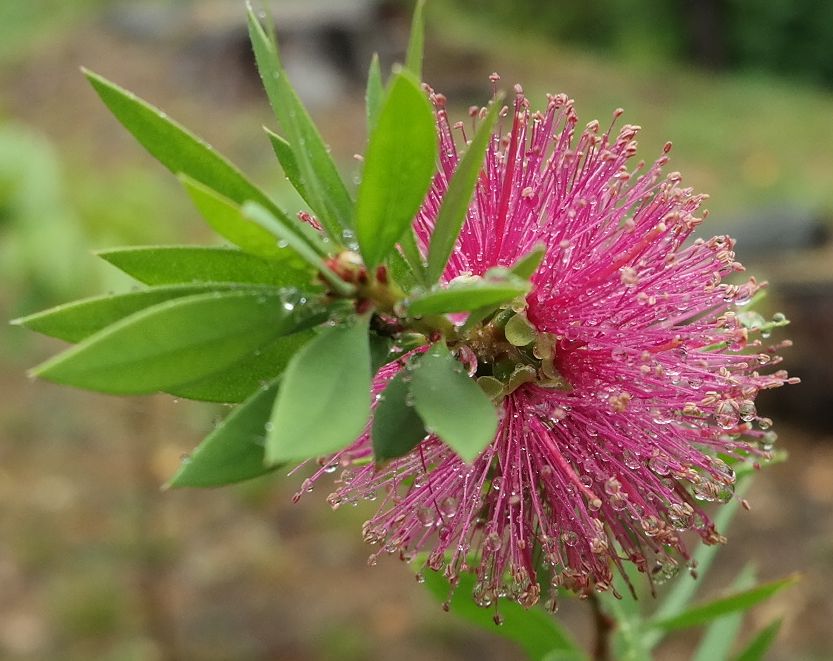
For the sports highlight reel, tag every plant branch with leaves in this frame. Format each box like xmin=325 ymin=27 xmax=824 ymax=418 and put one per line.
xmin=13 ymin=1 xmax=798 ymax=659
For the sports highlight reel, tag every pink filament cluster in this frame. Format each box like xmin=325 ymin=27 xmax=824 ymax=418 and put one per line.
xmin=298 ymin=82 xmax=794 ymax=610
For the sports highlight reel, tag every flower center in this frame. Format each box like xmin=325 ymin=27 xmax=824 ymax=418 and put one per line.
xmin=455 ymin=308 xmax=572 ymax=402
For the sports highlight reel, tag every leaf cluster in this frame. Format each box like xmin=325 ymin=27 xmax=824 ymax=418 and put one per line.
xmin=14 ymin=1 xmax=535 ymax=487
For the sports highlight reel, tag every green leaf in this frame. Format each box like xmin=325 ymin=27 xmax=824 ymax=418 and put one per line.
xmin=421 ymin=569 xmax=584 ymax=660
xmin=732 ymin=619 xmax=782 ymax=661
xmin=387 ymin=247 xmax=419 ymax=292
xmin=264 ymin=127 xmax=309 ymax=204
xmin=410 ymin=343 xmax=497 ymax=462
xmin=369 ymin=332 xmax=394 ymax=374
xmin=372 ymin=371 xmax=427 ymax=461
xmin=366 ymin=53 xmax=384 ymax=134
xmin=407 ymin=273 xmax=530 ymax=316
xmin=97 ymin=245 xmax=312 ymax=288
xmin=167 ymin=331 xmax=312 ymax=403
xmin=83 ymin=69 xmax=280 ymax=214
xmin=180 ymin=174 xmax=310 ymax=261
xmin=12 ymin=283 xmax=237 ymax=343
xmin=31 ymin=289 xmax=313 ymax=395
xmin=510 ymin=244 xmax=546 ymax=279
xmin=405 ymin=0 xmax=426 ymax=79
xmin=265 ymin=316 xmax=371 ymax=464
xmin=398 ymin=228 xmax=428 ymax=285
xmin=243 ymin=202 xmax=354 ymax=297
xmin=426 ymin=97 xmax=501 ymax=282
xmin=247 ymin=7 xmax=353 ymax=241
xmin=648 ymin=575 xmax=798 ymax=632
xmin=460 ymin=305 xmax=497 ymax=332
xmin=167 ymin=379 xmax=282 ymax=488
xmin=355 ymin=70 xmax=437 ymax=268
xmin=692 ymin=565 xmax=757 ymax=661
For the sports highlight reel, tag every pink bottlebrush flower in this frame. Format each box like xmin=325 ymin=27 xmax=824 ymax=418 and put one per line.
xmin=296 ymin=80 xmax=794 ymax=610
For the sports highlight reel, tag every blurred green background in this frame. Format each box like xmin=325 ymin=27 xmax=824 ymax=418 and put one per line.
xmin=1 ymin=1 xmax=831 ymax=659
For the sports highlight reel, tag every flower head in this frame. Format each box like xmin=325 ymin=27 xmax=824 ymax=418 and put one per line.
xmin=297 ymin=81 xmax=794 ymax=609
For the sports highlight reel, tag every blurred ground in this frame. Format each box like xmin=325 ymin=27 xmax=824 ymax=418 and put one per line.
xmin=1 ymin=1 xmax=831 ymax=659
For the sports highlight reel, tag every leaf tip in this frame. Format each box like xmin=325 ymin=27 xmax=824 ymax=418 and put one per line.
xmin=92 ymin=247 xmax=117 ymax=262
xmin=81 ymin=67 xmax=107 ymax=89
xmin=262 ymin=432 xmax=285 ymax=467
xmin=27 ymin=363 xmax=47 ymax=381
xmin=262 ymin=450 xmax=284 ymax=468
xmin=373 ymin=457 xmax=392 ymax=471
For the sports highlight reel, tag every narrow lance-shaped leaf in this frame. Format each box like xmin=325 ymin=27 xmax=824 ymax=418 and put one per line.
xmin=460 ymin=306 xmax=497 ymax=332
xmin=407 ymin=272 xmax=530 ymax=316
xmin=410 ymin=343 xmax=497 ymax=462
xmin=96 ymin=245 xmax=312 ymax=288
xmin=426 ymin=96 xmax=502 ymax=282
xmin=31 ymin=289 xmax=312 ymax=395
xmin=372 ymin=371 xmax=427 ymax=461
xmin=247 ymin=6 xmax=353 ymax=241
xmin=366 ymin=53 xmax=384 ymax=134
xmin=167 ymin=379 xmax=282 ymax=488
xmin=732 ymin=619 xmax=783 ymax=661
xmin=398 ymin=228 xmax=428 ymax=286
xmin=510 ymin=243 xmax=546 ymax=279
xmin=264 ymin=127 xmax=309 ymax=205
xmin=387 ymin=247 xmax=419 ymax=293
xmin=243 ymin=202 xmax=354 ymax=297
xmin=355 ymin=70 xmax=437 ymax=268
xmin=167 ymin=330 xmax=313 ymax=404
xmin=179 ymin=174 xmax=316 ymax=262
xmin=83 ymin=69 xmax=280 ymax=215
xmin=404 ymin=0 xmax=426 ymax=80
xmin=369 ymin=333 xmax=394 ymax=374
xmin=13 ymin=283 xmax=240 ymax=343
xmin=692 ymin=565 xmax=757 ymax=661
xmin=648 ymin=574 xmax=799 ymax=632
xmin=420 ymin=569 xmax=584 ymax=661
xmin=265 ymin=316 xmax=372 ymax=464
